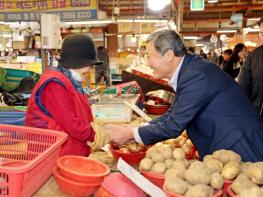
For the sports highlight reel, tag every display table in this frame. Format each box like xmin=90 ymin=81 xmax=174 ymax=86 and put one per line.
xmin=33 ymin=177 xmax=68 ymax=197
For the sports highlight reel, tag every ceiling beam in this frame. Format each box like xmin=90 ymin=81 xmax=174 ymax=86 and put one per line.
xmin=184 ymin=5 xmax=263 ymax=12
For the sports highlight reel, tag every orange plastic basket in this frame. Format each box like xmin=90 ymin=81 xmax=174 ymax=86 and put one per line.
xmin=0 ymin=124 xmax=68 ymax=197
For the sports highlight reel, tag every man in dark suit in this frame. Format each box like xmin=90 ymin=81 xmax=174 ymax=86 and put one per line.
xmin=238 ymin=17 xmax=263 ymax=116
xmin=105 ymin=29 xmax=263 ymax=162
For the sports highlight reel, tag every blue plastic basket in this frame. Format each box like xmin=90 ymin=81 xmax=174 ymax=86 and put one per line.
xmin=0 ymin=112 xmax=26 ymax=125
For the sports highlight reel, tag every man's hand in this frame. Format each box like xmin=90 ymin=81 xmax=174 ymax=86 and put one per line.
xmin=103 ymin=124 xmax=134 ymax=146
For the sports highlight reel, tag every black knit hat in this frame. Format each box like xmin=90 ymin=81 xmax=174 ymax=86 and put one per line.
xmin=59 ymin=34 xmax=103 ymax=68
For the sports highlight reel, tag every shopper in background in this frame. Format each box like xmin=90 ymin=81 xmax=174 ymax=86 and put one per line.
xmin=207 ymin=49 xmax=218 ymax=65
xmin=223 ymin=43 xmax=247 ymax=79
xmin=219 ymin=49 xmax=233 ymax=70
xmin=104 ymin=29 xmax=263 ymax=162
xmin=238 ymin=17 xmax=263 ymax=116
xmin=95 ymin=46 xmax=110 ymax=86
xmin=26 ymin=34 xmax=103 ymax=156
xmin=199 ymin=49 xmax=207 ymax=59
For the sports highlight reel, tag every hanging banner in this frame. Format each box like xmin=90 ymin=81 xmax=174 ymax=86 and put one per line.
xmin=0 ymin=0 xmax=98 ymax=22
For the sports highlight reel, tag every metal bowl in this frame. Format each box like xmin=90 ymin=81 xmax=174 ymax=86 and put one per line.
xmin=146 ymin=90 xmax=175 ymax=104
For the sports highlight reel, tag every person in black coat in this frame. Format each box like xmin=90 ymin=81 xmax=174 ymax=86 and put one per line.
xmin=104 ymin=29 xmax=263 ymax=162
xmin=238 ymin=17 xmax=263 ymax=116
xmin=223 ymin=43 xmax=247 ymax=79
xmin=219 ymin=49 xmax=232 ymax=70
xmin=95 ymin=46 xmax=110 ymax=86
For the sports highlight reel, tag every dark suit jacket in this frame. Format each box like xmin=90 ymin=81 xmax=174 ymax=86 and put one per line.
xmin=238 ymin=45 xmax=263 ymax=114
xmin=139 ymin=53 xmax=263 ymax=162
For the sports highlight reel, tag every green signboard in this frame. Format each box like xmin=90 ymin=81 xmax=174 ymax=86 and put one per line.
xmin=190 ymin=0 xmax=205 ymax=11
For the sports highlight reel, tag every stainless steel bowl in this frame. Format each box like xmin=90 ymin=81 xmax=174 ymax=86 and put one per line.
xmin=146 ymin=90 xmax=175 ymax=104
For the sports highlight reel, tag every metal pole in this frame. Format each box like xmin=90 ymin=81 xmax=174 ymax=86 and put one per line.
xmin=41 ymin=49 xmax=46 ymax=73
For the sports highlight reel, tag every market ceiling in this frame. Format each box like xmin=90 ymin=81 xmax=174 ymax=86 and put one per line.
xmin=98 ymin=0 xmax=263 ymax=35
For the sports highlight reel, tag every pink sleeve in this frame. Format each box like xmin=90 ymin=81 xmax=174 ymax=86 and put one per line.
xmin=41 ymin=81 xmax=94 ymax=141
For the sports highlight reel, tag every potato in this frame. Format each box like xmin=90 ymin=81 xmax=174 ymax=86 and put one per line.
xmin=239 ymin=187 xmax=263 ymax=197
xmin=160 ymin=144 xmax=173 ymax=159
xmin=151 ymin=152 xmax=165 ymax=163
xmin=164 ymin=176 xmax=188 ymax=195
xmin=173 ymin=160 xmax=187 ymax=169
xmin=186 ymin=139 xmax=193 ymax=146
xmin=204 ymin=158 xmax=223 ymax=173
xmin=165 ymin=168 xmax=180 ymax=180
xmin=189 ymin=161 xmax=204 ymax=169
xmin=203 ymin=154 xmax=213 ymax=162
xmin=227 ymin=150 xmax=242 ymax=163
xmin=240 ymin=162 xmax=252 ymax=174
xmin=165 ymin=159 xmax=174 ymax=169
xmin=185 ymin=184 xmax=213 ymax=197
xmin=184 ymin=164 xmax=211 ymax=185
xmin=173 ymin=148 xmax=185 ymax=160
xmin=213 ymin=149 xmax=241 ymax=165
xmin=184 ymin=160 xmax=190 ymax=168
xmin=181 ymin=143 xmax=192 ymax=154
xmin=139 ymin=158 xmax=153 ymax=171
xmin=181 ymin=130 xmax=189 ymax=138
xmin=178 ymin=138 xmax=186 ymax=146
xmin=232 ymin=173 xmax=259 ymax=195
xmin=146 ymin=146 xmax=158 ymax=158
xmin=165 ymin=165 xmax=185 ymax=179
xmin=246 ymin=162 xmax=263 ymax=185
xmin=221 ymin=162 xmax=240 ymax=180
xmin=127 ymin=143 xmax=146 ymax=153
xmin=210 ymin=173 xmax=224 ymax=190
xmin=151 ymin=162 xmax=166 ymax=174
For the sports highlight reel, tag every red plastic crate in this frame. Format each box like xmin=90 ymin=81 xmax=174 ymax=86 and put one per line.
xmin=0 ymin=124 xmax=68 ymax=197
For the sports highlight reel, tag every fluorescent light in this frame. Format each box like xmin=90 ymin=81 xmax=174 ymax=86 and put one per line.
xmin=1 ymin=34 xmax=12 ymax=38
xmin=148 ymin=0 xmax=171 ymax=11
xmin=65 ymin=20 xmax=112 ymax=25
xmin=131 ymin=36 xmax=137 ymax=42
xmin=0 ymin=22 xmax=14 ymax=25
xmin=134 ymin=19 xmax=167 ymax=23
xmin=244 ymin=41 xmax=257 ymax=47
xmin=217 ymin=30 xmax=237 ymax=33
xmin=183 ymin=36 xmax=199 ymax=40
xmin=244 ymin=27 xmax=260 ymax=33
xmin=196 ymin=44 xmax=204 ymax=47
xmin=117 ymin=19 xmax=133 ymax=22
xmin=65 ymin=19 xmax=169 ymax=24
xmin=247 ymin=18 xmax=261 ymax=21
xmin=208 ymin=0 xmax=218 ymax=3
xmin=117 ymin=19 xmax=168 ymax=23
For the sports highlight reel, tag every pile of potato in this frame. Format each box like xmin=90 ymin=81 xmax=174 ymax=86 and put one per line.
xmin=163 ymin=131 xmax=196 ymax=158
xmin=164 ymin=150 xmax=245 ymax=197
xmin=140 ymin=147 xmax=250 ymax=197
xmin=230 ymin=162 xmax=263 ymax=197
xmin=139 ymin=143 xmax=189 ymax=174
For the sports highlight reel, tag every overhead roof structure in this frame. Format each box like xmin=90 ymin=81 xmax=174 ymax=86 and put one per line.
xmin=98 ymin=0 xmax=263 ymax=35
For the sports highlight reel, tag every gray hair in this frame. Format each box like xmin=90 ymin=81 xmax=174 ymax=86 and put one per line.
xmin=146 ymin=29 xmax=186 ymax=57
